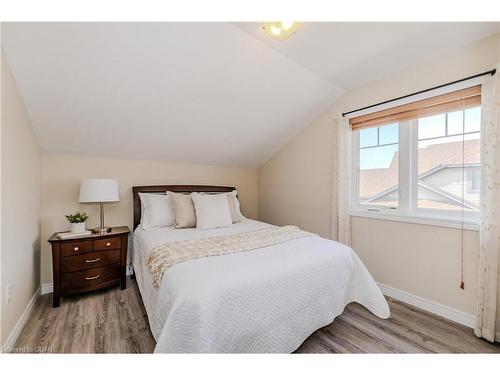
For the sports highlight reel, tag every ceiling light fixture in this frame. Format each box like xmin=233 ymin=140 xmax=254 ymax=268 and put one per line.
xmin=262 ymin=22 xmax=300 ymax=40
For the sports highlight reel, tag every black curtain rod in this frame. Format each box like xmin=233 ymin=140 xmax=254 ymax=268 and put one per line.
xmin=342 ymin=68 xmax=496 ymax=118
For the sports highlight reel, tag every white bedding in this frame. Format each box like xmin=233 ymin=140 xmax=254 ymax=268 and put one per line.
xmin=132 ymin=219 xmax=390 ymax=353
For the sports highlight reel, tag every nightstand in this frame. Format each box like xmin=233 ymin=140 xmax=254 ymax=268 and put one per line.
xmin=48 ymin=226 xmax=130 ymax=307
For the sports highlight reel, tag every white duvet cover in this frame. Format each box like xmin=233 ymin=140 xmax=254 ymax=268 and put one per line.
xmin=132 ymin=219 xmax=390 ymax=353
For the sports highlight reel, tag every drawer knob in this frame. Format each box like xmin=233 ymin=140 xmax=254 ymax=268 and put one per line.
xmin=85 ymin=258 xmax=101 ymax=263
xmin=106 ymin=242 xmax=111 ymax=246
xmin=85 ymin=274 xmax=101 ymax=280
xmin=74 ymin=246 xmax=79 ymax=251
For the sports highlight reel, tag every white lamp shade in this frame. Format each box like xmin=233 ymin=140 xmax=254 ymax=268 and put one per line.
xmin=79 ymin=179 xmax=119 ymax=203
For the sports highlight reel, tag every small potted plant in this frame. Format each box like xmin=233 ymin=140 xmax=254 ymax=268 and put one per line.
xmin=65 ymin=211 xmax=89 ymax=234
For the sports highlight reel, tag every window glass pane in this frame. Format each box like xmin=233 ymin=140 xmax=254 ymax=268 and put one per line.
xmin=447 ymin=110 xmax=463 ymax=135
xmin=418 ymin=113 xmax=445 ymax=140
xmin=417 ymin=111 xmax=480 ymax=212
xmin=360 ymin=144 xmax=398 ymax=169
xmin=465 ymin=106 xmax=481 ymax=133
xmin=359 ymin=127 xmax=378 ymax=148
xmin=379 ymin=123 xmax=399 ymax=145
xmin=359 ymin=143 xmax=399 ymax=208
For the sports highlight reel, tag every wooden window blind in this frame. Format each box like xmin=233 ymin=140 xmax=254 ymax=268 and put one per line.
xmin=350 ymin=85 xmax=481 ymax=130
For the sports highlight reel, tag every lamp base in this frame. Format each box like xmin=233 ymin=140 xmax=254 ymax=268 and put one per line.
xmin=91 ymin=227 xmax=112 ymax=234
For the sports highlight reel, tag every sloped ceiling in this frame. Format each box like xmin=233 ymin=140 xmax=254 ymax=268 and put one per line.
xmin=2 ymin=22 xmax=499 ymax=167
xmin=235 ymin=22 xmax=500 ymax=90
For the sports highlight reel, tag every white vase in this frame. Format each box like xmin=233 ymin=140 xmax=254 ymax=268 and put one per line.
xmin=71 ymin=222 xmax=86 ymax=234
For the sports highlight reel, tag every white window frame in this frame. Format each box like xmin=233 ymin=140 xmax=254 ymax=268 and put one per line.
xmin=350 ymin=118 xmax=480 ymax=231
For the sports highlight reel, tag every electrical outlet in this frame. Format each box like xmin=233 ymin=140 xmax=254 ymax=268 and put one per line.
xmin=6 ymin=284 xmax=12 ymax=304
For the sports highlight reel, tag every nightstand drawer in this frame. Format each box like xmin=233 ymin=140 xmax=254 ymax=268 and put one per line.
xmin=61 ymin=249 xmax=121 ymax=273
xmin=94 ymin=237 xmax=121 ymax=251
xmin=61 ymin=265 xmax=121 ymax=291
xmin=61 ymin=240 xmax=93 ymax=257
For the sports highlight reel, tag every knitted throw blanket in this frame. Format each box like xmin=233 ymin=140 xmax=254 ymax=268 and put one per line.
xmin=146 ymin=225 xmax=314 ymax=287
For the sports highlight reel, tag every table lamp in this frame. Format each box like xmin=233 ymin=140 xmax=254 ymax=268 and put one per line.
xmin=79 ymin=178 xmax=119 ymax=234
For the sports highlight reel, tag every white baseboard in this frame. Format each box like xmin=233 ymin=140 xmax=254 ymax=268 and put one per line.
xmin=378 ymin=282 xmax=475 ymax=328
xmin=41 ymin=266 xmax=133 ymax=295
xmin=41 ymin=282 xmax=53 ymax=295
xmin=2 ymin=286 xmax=41 ymax=351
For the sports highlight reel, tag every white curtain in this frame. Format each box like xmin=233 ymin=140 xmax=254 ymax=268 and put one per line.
xmin=335 ymin=113 xmax=352 ymax=246
xmin=475 ymin=66 xmax=500 ymax=343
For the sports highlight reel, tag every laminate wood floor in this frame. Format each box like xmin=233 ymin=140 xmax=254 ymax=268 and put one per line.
xmin=13 ymin=278 xmax=500 ymax=353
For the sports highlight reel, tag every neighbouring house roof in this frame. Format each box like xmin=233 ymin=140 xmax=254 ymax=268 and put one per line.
xmin=416 ymin=138 xmax=480 ymax=174
xmin=360 ymin=138 xmax=480 ymax=206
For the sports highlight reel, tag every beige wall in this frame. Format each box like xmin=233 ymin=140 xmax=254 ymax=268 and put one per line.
xmin=1 ymin=55 xmax=41 ymax=345
xmin=258 ymin=111 xmax=333 ymax=238
xmin=259 ymin=33 xmax=500 ymax=316
xmin=351 ymin=217 xmax=479 ymax=313
xmin=40 ymin=153 xmax=258 ymax=284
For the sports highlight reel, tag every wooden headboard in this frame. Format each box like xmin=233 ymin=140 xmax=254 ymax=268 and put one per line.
xmin=132 ymin=185 xmax=236 ymax=230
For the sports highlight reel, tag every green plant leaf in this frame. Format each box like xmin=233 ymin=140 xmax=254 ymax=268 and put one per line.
xmin=65 ymin=210 xmax=89 ymax=223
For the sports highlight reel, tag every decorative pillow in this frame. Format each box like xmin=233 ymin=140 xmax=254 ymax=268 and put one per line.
xmin=138 ymin=193 xmax=174 ymax=230
xmin=167 ymin=191 xmax=196 ymax=228
xmin=191 ymin=193 xmax=233 ymax=230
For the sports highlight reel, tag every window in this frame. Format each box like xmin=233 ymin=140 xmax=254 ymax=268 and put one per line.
xmin=350 ymin=86 xmax=481 ymax=227
xmin=416 ymin=108 xmax=480 ymax=213
xmin=358 ymin=123 xmax=399 ymax=208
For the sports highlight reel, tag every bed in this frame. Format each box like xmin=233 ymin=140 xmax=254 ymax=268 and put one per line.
xmin=131 ymin=185 xmax=390 ymax=353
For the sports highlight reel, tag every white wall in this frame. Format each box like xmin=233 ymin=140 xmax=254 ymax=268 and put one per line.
xmin=1 ymin=53 xmax=41 ymax=346
xmin=259 ymin=33 xmax=500 ymax=318
xmin=40 ymin=153 xmax=258 ymax=284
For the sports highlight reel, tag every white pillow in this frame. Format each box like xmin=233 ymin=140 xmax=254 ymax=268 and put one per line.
xmin=202 ymin=190 xmax=245 ymax=222
xmin=191 ymin=193 xmax=233 ymax=230
xmin=228 ymin=190 xmax=246 ymax=222
xmin=138 ymin=193 xmax=174 ymax=230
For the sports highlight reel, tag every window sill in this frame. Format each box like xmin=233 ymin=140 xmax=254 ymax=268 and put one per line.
xmin=350 ymin=209 xmax=479 ymax=231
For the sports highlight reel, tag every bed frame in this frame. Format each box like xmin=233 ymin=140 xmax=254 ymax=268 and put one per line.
xmin=132 ymin=185 xmax=236 ymax=230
